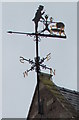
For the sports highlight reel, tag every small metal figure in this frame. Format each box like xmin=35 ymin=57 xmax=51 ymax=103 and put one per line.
xmin=50 ymin=17 xmax=53 ymax=23
xmin=50 ymin=22 xmax=65 ymax=36
xmin=32 ymin=5 xmax=45 ymax=33
xmin=55 ymin=22 xmax=65 ymax=36
xmin=40 ymin=15 xmax=52 ymax=34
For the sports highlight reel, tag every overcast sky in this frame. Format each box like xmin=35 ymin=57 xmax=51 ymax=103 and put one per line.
xmin=2 ymin=2 xmax=77 ymax=118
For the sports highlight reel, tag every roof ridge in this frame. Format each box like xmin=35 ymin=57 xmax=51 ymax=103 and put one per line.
xmin=57 ymin=86 xmax=79 ymax=95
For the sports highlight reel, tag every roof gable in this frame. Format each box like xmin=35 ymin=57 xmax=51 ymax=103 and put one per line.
xmin=27 ymin=72 xmax=79 ymax=118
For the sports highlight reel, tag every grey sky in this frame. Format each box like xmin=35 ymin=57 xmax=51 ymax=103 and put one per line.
xmin=0 ymin=2 xmax=2 ymax=120
xmin=2 ymin=2 xmax=77 ymax=118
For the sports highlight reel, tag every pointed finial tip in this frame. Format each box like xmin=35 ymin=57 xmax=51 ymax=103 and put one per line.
xmin=7 ymin=31 xmax=13 ymax=34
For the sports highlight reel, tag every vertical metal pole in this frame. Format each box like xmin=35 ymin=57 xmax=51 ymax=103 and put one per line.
xmin=35 ymin=27 xmax=40 ymax=114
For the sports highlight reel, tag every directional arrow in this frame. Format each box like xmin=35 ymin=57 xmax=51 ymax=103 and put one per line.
xmin=7 ymin=31 xmax=66 ymax=39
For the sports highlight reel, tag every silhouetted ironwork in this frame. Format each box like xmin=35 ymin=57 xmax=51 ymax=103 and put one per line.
xmin=20 ymin=53 xmax=52 ymax=77
xmin=7 ymin=5 xmax=66 ymax=116
xmin=7 ymin=31 xmax=66 ymax=39
xmin=32 ymin=5 xmax=45 ymax=33
xmin=39 ymin=14 xmax=51 ymax=33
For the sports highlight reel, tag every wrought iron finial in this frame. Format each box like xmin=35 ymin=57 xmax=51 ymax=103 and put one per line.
xmin=7 ymin=5 xmax=66 ymax=115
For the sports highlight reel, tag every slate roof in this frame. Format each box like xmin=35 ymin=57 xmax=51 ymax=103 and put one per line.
xmin=39 ymin=72 xmax=79 ymax=117
xmin=28 ymin=72 xmax=79 ymax=118
xmin=58 ymin=86 xmax=79 ymax=112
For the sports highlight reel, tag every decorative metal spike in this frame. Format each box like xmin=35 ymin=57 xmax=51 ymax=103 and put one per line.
xmin=38 ymin=37 xmax=41 ymax=42
xmin=23 ymin=71 xmax=28 ymax=77
xmin=46 ymin=53 xmax=51 ymax=61
xmin=53 ymin=69 xmax=55 ymax=75
xmin=50 ymin=68 xmax=53 ymax=75
xmin=20 ymin=56 xmax=24 ymax=63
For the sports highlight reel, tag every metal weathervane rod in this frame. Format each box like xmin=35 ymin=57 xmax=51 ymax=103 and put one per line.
xmin=7 ymin=5 xmax=66 ymax=115
xmin=32 ymin=5 xmax=45 ymax=114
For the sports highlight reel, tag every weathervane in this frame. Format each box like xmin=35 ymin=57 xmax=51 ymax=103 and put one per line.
xmin=20 ymin=53 xmax=55 ymax=77
xmin=7 ymin=5 xmax=66 ymax=115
